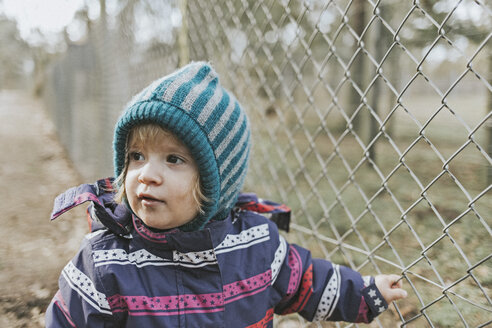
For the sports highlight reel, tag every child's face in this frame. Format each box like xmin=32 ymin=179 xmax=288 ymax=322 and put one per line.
xmin=124 ymin=129 xmax=199 ymax=230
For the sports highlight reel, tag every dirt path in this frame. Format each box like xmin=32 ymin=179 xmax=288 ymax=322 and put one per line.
xmin=0 ymin=90 xmax=87 ymax=327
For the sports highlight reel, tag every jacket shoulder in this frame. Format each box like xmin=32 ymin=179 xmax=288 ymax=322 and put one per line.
xmin=234 ymin=193 xmax=291 ymax=232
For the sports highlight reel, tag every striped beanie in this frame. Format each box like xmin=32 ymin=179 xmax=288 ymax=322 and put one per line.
xmin=113 ymin=62 xmax=251 ymax=231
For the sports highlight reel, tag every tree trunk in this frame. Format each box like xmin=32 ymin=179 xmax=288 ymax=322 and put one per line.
xmin=348 ymin=0 xmax=366 ymax=135
xmin=487 ymin=48 xmax=492 ymax=185
xmin=179 ymin=0 xmax=190 ymax=67
xmin=368 ymin=15 xmax=385 ymax=162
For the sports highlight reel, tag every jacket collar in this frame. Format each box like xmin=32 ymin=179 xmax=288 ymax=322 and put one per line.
xmin=51 ymin=178 xmax=290 ymax=251
xmin=51 ymin=178 xmax=232 ymax=251
xmin=131 ymin=213 xmax=232 ymax=251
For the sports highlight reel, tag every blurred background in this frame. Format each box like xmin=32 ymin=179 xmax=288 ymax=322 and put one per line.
xmin=0 ymin=0 xmax=490 ymax=327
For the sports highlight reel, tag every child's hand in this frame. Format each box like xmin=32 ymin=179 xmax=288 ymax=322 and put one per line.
xmin=375 ymin=274 xmax=408 ymax=303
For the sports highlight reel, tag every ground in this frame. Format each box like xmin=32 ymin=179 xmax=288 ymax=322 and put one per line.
xmin=0 ymin=91 xmax=407 ymax=328
xmin=0 ymin=90 xmax=87 ymax=327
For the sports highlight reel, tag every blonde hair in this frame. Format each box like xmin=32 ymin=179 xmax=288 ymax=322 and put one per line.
xmin=113 ymin=124 xmax=208 ymax=215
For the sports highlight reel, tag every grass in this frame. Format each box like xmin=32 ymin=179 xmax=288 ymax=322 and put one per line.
xmin=245 ymin=92 xmax=491 ymax=327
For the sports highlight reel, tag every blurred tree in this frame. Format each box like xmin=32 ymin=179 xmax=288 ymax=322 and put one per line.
xmin=31 ymin=44 xmax=51 ymax=97
xmin=367 ymin=8 xmax=386 ymax=162
xmin=178 ymin=0 xmax=189 ymax=66
xmin=408 ymin=0 xmax=491 ymax=185
xmin=0 ymin=14 xmax=30 ymax=89
xmin=347 ymin=0 xmax=367 ymax=136
xmin=487 ymin=47 xmax=492 ymax=185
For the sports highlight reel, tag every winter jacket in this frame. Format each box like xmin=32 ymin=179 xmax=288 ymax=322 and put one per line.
xmin=45 ymin=178 xmax=388 ymax=327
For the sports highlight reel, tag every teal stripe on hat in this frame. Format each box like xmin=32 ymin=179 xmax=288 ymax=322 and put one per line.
xmin=113 ymin=62 xmax=250 ymax=231
xmin=207 ymin=92 xmax=235 ymax=141
xmin=197 ymin=85 xmax=224 ymax=126
xmin=217 ymin=115 xmax=249 ymax=171
xmin=159 ymin=64 xmax=201 ymax=102
xmin=221 ymin=131 xmax=250 ymax=187
xmin=219 ymin=147 xmax=250 ymax=212
xmin=181 ymin=73 xmax=217 ymax=114
xmin=215 ymin=110 xmax=246 ymax=159
xmin=211 ymin=101 xmax=242 ymax=148
xmin=151 ymin=65 xmax=193 ymax=100
xmin=168 ymin=65 xmax=211 ymax=108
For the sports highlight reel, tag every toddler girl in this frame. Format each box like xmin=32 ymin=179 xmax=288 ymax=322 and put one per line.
xmin=46 ymin=62 xmax=406 ymax=327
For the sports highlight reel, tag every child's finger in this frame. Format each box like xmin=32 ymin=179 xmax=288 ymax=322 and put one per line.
xmin=375 ymin=274 xmax=407 ymax=302
xmin=391 ymin=278 xmax=403 ymax=289
xmin=385 ymin=274 xmax=403 ymax=288
xmin=387 ymin=287 xmax=408 ymax=301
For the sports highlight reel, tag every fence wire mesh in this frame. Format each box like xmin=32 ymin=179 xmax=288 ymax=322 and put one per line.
xmin=43 ymin=0 xmax=491 ymax=326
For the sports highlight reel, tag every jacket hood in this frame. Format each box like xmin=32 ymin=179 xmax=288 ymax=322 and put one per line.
xmin=51 ymin=178 xmax=132 ymax=236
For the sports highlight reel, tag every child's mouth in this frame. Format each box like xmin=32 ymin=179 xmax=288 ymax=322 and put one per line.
xmin=138 ymin=194 xmax=164 ymax=205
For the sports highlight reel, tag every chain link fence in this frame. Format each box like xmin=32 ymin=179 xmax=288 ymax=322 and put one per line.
xmin=42 ymin=0 xmax=491 ymax=326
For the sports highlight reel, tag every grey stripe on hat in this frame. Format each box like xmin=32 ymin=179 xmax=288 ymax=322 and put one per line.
xmin=219 ymin=159 xmax=249 ymax=214
xmin=127 ymin=68 xmax=182 ymax=108
xmin=220 ymin=137 xmax=249 ymax=189
xmin=215 ymin=110 xmax=246 ymax=158
xmin=141 ymin=76 xmax=167 ymax=101
xmin=197 ymin=86 xmax=224 ymax=125
xmin=219 ymin=168 xmax=247 ymax=214
xmin=208 ymin=96 xmax=237 ymax=142
xmin=181 ymin=69 xmax=217 ymax=112
xmin=162 ymin=64 xmax=202 ymax=103
xmin=219 ymin=123 xmax=249 ymax=175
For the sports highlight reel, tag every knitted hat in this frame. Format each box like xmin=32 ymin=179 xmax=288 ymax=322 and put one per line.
xmin=113 ymin=62 xmax=251 ymax=231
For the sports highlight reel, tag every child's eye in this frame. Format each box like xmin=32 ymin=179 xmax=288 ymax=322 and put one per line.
xmin=129 ymin=152 xmax=144 ymax=161
xmin=167 ymin=155 xmax=184 ymax=164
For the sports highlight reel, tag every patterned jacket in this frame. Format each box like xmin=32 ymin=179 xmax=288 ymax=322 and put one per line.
xmin=45 ymin=178 xmax=388 ymax=327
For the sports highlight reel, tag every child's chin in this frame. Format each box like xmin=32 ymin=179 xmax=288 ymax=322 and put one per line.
xmin=142 ymin=217 xmax=175 ymax=230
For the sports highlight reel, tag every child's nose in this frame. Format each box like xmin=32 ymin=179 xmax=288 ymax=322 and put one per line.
xmin=137 ymin=161 xmax=163 ymax=185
